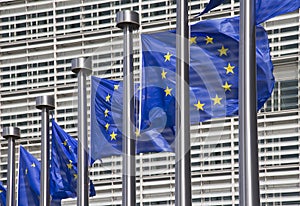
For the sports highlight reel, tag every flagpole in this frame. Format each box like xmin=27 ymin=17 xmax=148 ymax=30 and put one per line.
xmin=3 ymin=126 xmax=20 ymax=206
xmin=116 ymin=10 xmax=139 ymax=206
xmin=175 ymin=0 xmax=192 ymax=205
xmin=71 ymin=57 xmax=92 ymax=206
xmin=239 ymin=0 xmax=260 ymax=205
xmin=36 ymin=95 xmax=55 ymax=206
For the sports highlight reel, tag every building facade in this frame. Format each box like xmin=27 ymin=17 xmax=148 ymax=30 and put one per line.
xmin=0 ymin=0 xmax=299 ymax=205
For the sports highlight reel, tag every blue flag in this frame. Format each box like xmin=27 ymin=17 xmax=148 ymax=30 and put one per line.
xmin=18 ymin=146 xmax=42 ymax=206
xmin=50 ymin=119 xmax=96 ymax=199
xmin=90 ymin=76 xmax=175 ymax=160
xmin=142 ymin=16 xmax=274 ymax=124
xmin=18 ymin=146 xmax=61 ymax=206
xmin=256 ymin=0 xmax=300 ymax=24
xmin=0 ymin=181 xmax=6 ymax=206
xmin=198 ymin=0 xmax=224 ymax=16
xmin=198 ymin=0 xmax=300 ymax=24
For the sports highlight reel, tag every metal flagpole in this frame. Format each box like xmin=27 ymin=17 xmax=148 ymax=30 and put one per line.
xmin=71 ymin=57 xmax=92 ymax=206
xmin=116 ymin=10 xmax=139 ymax=206
xmin=3 ymin=126 xmax=20 ymax=206
xmin=175 ymin=0 xmax=192 ymax=205
xmin=239 ymin=0 xmax=260 ymax=205
xmin=36 ymin=95 xmax=55 ymax=206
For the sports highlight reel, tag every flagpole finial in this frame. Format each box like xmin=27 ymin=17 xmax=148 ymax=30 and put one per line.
xmin=36 ymin=95 xmax=55 ymax=110
xmin=116 ymin=10 xmax=140 ymax=30
xmin=71 ymin=57 xmax=92 ymax=75
xmin=2 ymin=126 xmax=20 ymax=139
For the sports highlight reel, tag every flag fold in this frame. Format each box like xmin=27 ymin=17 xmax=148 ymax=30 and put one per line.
xmin=198 ymin=0 xmax=300 ymax=24
xmin=90 ymin=77 xmax=175 ymax=160
xmin=18 ymin=146 xmax=61 ymax=206
xmin=50 ymin=119 xmax=96 ymax=199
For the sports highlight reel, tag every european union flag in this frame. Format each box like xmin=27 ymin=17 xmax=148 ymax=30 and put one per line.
xmin=50 ymin=119 xmax=96 ymax=199
xmin=18 ymin=146 xmax=61 ymax=206
xmin=90 ymin=76 xmax=175 ymax=160
xmin=142 ymin=16 xmax=274 ymax=124
xmin=18 ymin=146 xmax=42 ymax=206
xmin=198 ymin=0 xmax=300 ymax=24
xmin=0 ymin=181 xmax=6 ymax=206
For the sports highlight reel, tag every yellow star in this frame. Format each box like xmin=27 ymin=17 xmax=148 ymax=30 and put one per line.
xmin=67 ymin=160 xmax=73 ymax=169
xmin=190 ymin=36 xmax=197 ymax=44
xmin=205 ymin=36 xmax=213 ymax=44
xmin=164 ymin=86 xmax=172 ymax=96
xmin=73 ymin=173 xmax=78 ymax=179
xmin=105 ymin=123 xmax=110 ymax=131
xmin=110 ymin=131 xmax=117 ymax=140
xmin=194 ymin=100 xmax=205 ymax=111
xmin=164 ymin=52 xmax=172 ymax=62
xmin=211 ymin=95 xmax=223 ymax=105
xmin=63 ymin=140 xmax=67 ymax=146
xmin=222 ymin=82 xmax=232 ymax=92
xmin=31 ymin=163 xmax=36 ymax=167
xmin=114 ymin=84 xmax=119 ymax=90
xmin=104 ymin=109 xmax=109 ymax=117
xmin=135 ymin=128 xmax=140 ymax=137
xmin=105 ymin=94 xmax=111 ymax=102
xmin=224 ymin=63 xmax=235 ymax=74
xmin=218 ymin=45 xmax=228 ymax=56
xmin=0 ymin=190 xmax=2 ymax=193
xmin=161 ymin=69 xmax=167 ymax=79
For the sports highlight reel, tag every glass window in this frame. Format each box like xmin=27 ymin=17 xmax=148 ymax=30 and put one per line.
xmin=1 ymin=25 xmax=9 ymax=30
xmin=280 ymin=80 xmax=298 ymax=110
xmin=38 ymin=12 xmax=47 ymax=17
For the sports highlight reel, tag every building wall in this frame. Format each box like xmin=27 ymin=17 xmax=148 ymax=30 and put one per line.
xmin=0 ymin=0 xmax=299 ymax=205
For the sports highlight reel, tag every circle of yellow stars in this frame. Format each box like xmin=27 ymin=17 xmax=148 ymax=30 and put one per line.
xmin=192 ymin=35 xmax=235 ymax=112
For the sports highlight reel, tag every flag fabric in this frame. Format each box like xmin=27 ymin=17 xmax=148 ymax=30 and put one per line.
xmin=18 ymin=146 xmax=61 ymax=206
xmin=0 ymin=181 xmax=6 ymax=206
xmin=198 ymin=0 xmax=300 ymax=24
xmin=198 ymin=0 xmax=224 ymax=16
xmin=90 ymin=76 xmax=175 ymax=160
xmin=18 ymin=146 xmax=42 ymax=206
xmin=256 ymin=0 xmax=300 ymax=24
xmin=50 ymin=119 xmax=96 ymax=199
xmin=141 ymin=16 xmax=274 ymax=124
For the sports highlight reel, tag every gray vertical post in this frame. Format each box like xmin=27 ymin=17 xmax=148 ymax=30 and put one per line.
xmin=239 ymin=0 xmax=260 ymax=205
xmin=3 ymin=126 xmax=20 ymax=206
xmin=175 ymin=0 xmax=192 ymax=205
xmin=116 ymin=10 xmax=139 ymax=206
xmin=71 ymin=57 xmax=92 ymax=206
xmin=36 ymin=95 xmax=55 ymax=206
